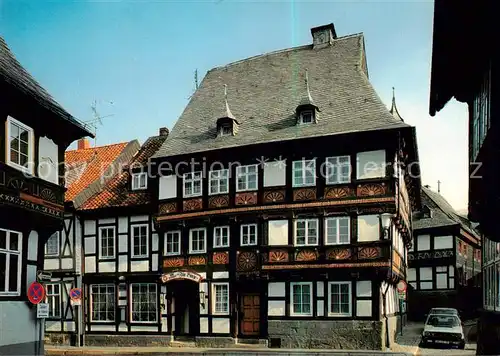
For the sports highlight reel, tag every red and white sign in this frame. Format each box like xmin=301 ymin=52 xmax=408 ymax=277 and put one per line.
xmin=28 ymin=281 xmax=46 ymax=305
xmin=397 ymin=280 xmax=407 ymax=293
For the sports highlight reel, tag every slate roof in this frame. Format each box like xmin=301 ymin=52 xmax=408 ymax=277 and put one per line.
xmin=81 ymin=134 xmax=168 ymax=210
xmin=153 ymin=32 xmax=409 ymax=158
xmin=0 ymin=36 xmax=94 ymax=137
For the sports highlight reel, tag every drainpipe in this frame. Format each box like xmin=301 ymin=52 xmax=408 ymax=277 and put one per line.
xmin=382 ymin=282 xmax=391 ymax=350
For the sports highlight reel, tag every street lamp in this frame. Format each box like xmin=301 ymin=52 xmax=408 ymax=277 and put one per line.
xmin=380 ymin=213 xmax=393 ymax=239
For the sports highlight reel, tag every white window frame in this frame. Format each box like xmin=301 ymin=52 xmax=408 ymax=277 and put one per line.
xmin=325 ymin=156 xmax=351 ymax=184
xmin=299 ymin=110 xmax=314 ymax=124
xmin=98 ymin=226 xmax=116 ymax=260
xmin=90 ymin=284 xmax=115 ymax=322
xmin=240 ymin=224 xmax=258 ymax=246
xmin=292 ymin=159 xmax=316 ymax=187
xmin=45 ymin=232 xmax=60 ymax=256
xmin=131 ymin=172 xmax=147 ymax=190
xmin=212 ymin=282 xmax=229 ymax=315
xmin=325 ymin=217 xmax=350 ymax=245
xmin=328 ymin=281 xmax=352 ymax=316
xmin=6 ymin=116 xmax=34 ymax=175
xmin=183 ymin=171 xmax=203 ymax=198
xmin=236 ymin=164 xmax=258 ymax=192
xmin=213 ymin=226 xmax=230 ymax=248
xmin=189 ymin=228 xmax=207 ymax=254
xmin=45 ymin=283 xmax=61 ymax=318
xmin=0 ymin=228 xmax=22 ymax=296
xmin=164 ymin=230 xmax=181 ymax=256
xmin=130 ymin=283 xmax=157 ymax=323
xmin=131 ymin=224 xmax=149 ymax=258
xmin=290 ymin=282 xmax=313 ymax=316
xmin=209 ymin=169 xmax=229 ymax=195
xmin=294 ymin=219 xmax=319 ymax=246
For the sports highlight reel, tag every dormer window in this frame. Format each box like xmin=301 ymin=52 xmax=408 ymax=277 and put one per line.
xmin=299 ymin=110 xmax=314 ymax=124
xmin=132 ymin=172 xmax=147 ymax=190
xmin=220 ymin=125 xmax=232 ymax=136
xmin=216 ymin=117 xmax=239 ymax=138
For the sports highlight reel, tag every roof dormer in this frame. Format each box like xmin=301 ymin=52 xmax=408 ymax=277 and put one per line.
xmin=296 ymin=70 xmax=320 ymax=125
xmin=216 ymin=84 xmax=239 ymax=137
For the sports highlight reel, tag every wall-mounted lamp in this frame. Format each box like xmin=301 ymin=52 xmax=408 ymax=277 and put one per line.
xmin=380 ymin=213 xmax=393 ymax=239
xmin=199 ymin=290 xmax=207 ymax=309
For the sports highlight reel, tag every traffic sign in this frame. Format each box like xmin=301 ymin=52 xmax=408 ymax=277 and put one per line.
xmin=37 ymin=303 xmax=49 ymax=318
xmin=69 ymin=288 xmax=82 ymax=302
xmin=397 ymin=280 xmax=407 ymax=293
xmin=28 ymin=281 xmax=46 ymax=305
xmin=37 ymin=270 xmax=52 ymax=282
xmin=398 ymin=291 xmax=406 ymax=300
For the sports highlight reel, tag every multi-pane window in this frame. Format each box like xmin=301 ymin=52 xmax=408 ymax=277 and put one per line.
xmin=131 ymin=224 xmax=148 ymax=258
xmin=209 ymin=169 xmax=229 ymax=195
xmin=325 ymin=217 xmax=350 ymax=245
xmin=7 ymin=116 xmax=33 ymax=173
xmin=183 ymin=172 xmax=203 ymax=197
xmin=131 ymin=283 xmax=157 ymax=322
xmin=236 ymin=165 xmax=258 ymax=192
xmin=291 ymin=282 xmax=312 ymax=316
xmin=326 ymin=156 xmax=351 ymax=184
xmin=472 ymin=66 xmax=491 ymax=159
xmin=292 ymin=159 xmax=316 ymax=187
xmin=46 ymin=284 xmax=61 ymax=318
xmin=0 ymin=228 xmax=22 ymax=296
xmin=132 ymin=172 xmax=147 ymax=190
xmin=99 ymin=227 xmax=115 ymax=259
xmin=328 ymin=282 xmax=352 ymax=316
xmin=212 ymin=283 xmax=229 ymax=315
xmin=189 ymin=228 xmax=206 ymax=253
xmin=45 ymin=232 xmax=60 ymax=256
xmin=165 ymin=231 xmax=181 ymax=255
xmin=299 ymin=110 xmax=314 ymax=124
xmin=295 ymin=219 xmax=318 ymax=246
xmin=91 ymin=284 xmax=115 ymax=321
xmin=241 ymin=224 xmax=257 ymax=246
xmin=213 ymin=226 xmax=230 ymax=248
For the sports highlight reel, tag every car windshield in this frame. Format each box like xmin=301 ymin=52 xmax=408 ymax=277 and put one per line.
xmin=431 ymin=308 xmax=457 ymax=315
xmin=427 ymin=315 xmax=460 ymax=328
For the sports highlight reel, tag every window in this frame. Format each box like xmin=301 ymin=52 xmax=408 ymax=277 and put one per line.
xmin=236 ymin=165 xmax=258 ymax=191
xmin=326 ymin=156 xmax=351 ymax=184
xmin=91 ymin=284 xmax=115 ymax=322
xmin=241 ymin=224 xmax=257 ymax=246
xmin=131 ymin=224 xmax=148 ymax=258
xmin=131 ymin=283 xmax=157 ymax=323
xmin=356 ymin=150 xmax=386 ymax=179
xmin=45 ymin=232 xmax=60 ymax=256
xmin=325 ymin=217 xmax=350 ymax=245
xmin=220 ymin=125 xmax=232 ymax=136
xmin=294 ymin=219 xmax=318 ymax=246
xmin=328 ymin=282 xmax=352 ymax=316
xmin=472 ymin=66 xmax=491 ymax=159
xmin=290 ymin=282 xmax=312 ymax=316
xmin=7 ymin=116 xmax=33 ymax=174
xmin=292 ymin=159 xmax=316 ymax=187
xmin=189 ymin=228 xmax=206 ymax=253
xmin=165 ymin=231 xmax=181 ymax=255
xmin=212 ymin=283 xmax=229 ymax=315
xmin=99 ymin=227 xmax=115 ymax=259
xmin=0 ymin=228 xmax=22 ymax=296
xmin=213 ymin=226 xmax=229 ymax=248
xmin=209 ymin=169 xmax=229 ymax=195
xmin=132 ymin=172 xmax=147 ymax=190
xmin=183 ymin=171 xmax=202 ymax=197
xmin=436 ymin=265 xmax=455 ymax=290
xmin=299 ymin=110 xmax=314 ymax=124
xmin=46 ymin=284 xmax=61 ymax=318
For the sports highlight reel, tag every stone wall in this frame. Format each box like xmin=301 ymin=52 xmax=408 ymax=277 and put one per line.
xmin=45 ymin=332 xmax=73 ymax=346
xmin=83 ymin=334 xmax=172 ymax=347
xmin=267 ymin=320 xmax=384 ymax=350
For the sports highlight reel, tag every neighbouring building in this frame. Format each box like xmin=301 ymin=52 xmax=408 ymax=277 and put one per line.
xmin=150 ymin=23 xmax=421 ymax=350
xmin=428 ymin=0 xmax=498 ymax=354
xmin=0 ymin=36 xmax=94 ymax=355
xmin=407 ymin=186 xmax=481 ymax=321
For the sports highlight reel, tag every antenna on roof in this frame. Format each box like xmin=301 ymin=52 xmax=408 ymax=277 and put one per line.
xmin=437 ymin=180 xmax=441 ymax=193
xmin=82 ymin=100 xmax=114 ymax=147
xmin=187 ymin=69 xmax=199 ymax=100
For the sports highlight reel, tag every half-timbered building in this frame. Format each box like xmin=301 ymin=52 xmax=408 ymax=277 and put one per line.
xmin=150 ymin=23 xmax=421 ymax=350
xmin=408 ymin=186 xmax=481 ymax=321
xmin=43 ymin=138 xmax=139 ymax=345
xmin=0 ymin=36 xmax=94 ymax=355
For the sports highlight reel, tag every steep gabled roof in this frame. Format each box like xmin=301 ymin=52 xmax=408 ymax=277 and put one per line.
xmin=153 ymin=33 xmax=409 ymax=158
xmin=81 ymin=134 xmax=168 ymax=210
xmin=0 ymin=36 xmax=94 ymax=137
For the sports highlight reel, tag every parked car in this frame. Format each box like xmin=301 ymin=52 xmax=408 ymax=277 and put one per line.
xmin=428 ymin=307 xmax=459 ymax=316
xmin=421 ymin=313 xmax=465 ymax=349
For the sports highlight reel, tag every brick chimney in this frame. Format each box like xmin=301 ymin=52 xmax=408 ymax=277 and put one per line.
xmin=77 ymin=138 xmax=91 ymax=150
xmin=311 ymin=23 xmax=337 ymax=48
xmin=159 ymin=127 xmax=169 ymax=137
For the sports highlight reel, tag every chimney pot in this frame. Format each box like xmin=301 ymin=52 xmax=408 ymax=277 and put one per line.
xmin=311 ymin=23 xmax=337 ymax=48
xmin=159 ymin=127 xmax=169 ymax=137
xmin=77 ymin=138 xmax=91 ymax=150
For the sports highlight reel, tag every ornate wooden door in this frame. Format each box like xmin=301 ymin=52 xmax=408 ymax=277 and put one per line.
xmin=240 ymin=294 xmax=260 ymax=336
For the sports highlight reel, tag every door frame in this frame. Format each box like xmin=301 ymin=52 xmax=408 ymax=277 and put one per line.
xmin=239 ymin=292 xmax=261 ymax=338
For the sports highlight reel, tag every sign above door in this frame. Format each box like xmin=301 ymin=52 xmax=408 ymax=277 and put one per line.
xmin=160 ymin=270 xmax=204 ymax=283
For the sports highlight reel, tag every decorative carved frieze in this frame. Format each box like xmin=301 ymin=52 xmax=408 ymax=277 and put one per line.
xmin=0 ymin=193 xmax=63 ymax=218
xmin=213 ymin=251 xmax=229 ymax=265
xmin=295 ymin=250 xmax=318 ymax=262
xmin=263 ymin=190 xmax=286 ymax=204
xmin=293 ymin=188 xmax=316 ymax=201
xmin=159 ymin=202 xmax=177 ymax=214
xmin=357 ymin=183 xmax=386 ymax=197
xmin=324 ymin=186 xmax=353 ymax=200
xmin=269 ymin=249 xmax=289 ymax=263
xmin=209 ymin=195 xmax=230 ymax=209
xmin=188 ymin=255 xmax=206 ymax=266
xmin=326 ymin=247 xmax=352 ymax=260
xmin=237 ymin=251 xmax=258 ymax=271
xmin=408 ymin=249 xmax=454 ymax=260
xmin=183 ymin=198 xmax=203 ymax=212
xmin=235 ymin=192 xmax=258 ymax=206
xmin=163 ymin=257 xmax=185 ymax=268
xmin=357 ymin=246 xmax=381 ymax=259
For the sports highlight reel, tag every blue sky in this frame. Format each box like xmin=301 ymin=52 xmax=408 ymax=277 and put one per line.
xmin=0 ymin=0 xmax=469 ymax=210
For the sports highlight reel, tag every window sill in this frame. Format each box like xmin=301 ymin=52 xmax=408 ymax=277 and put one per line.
xmin=290 ymin=313 xmax=313 ymax=317
xmin=132 ymin=255 xmax=149 ymax=259
xmin=328 ymin=313 xmax=352 ymax=317
xmin=213 ymin=245 xmax=229 ymax=249
xmin=189 ymin=251 xmax=207 ymax=255
xmin=292 ymin=184 xmax=316 ymax=189
xmin=7 ymin=161 xmax=34 ymax=176
xmin=209 ymin=191 xmax=229 ymax=196
xmin=184 ymin=194 xmax=203 ymax=199
xmin=236 ymin=188 xmax=258 ymax=193
xmin=325 ymin=181 xmax=351 ymax=185
xmin=99 ymin=256 xmax=116 ymax=260
xmin=165 ymin=252 xmax=181 ymax=256
xmin=0 ymin=292 xmax=21 ymax=297
xmin=212 ymin=312 xmax=230 ymax=316
xmin=130 ymin=320 xmax=158 ymax=324
xmin=241 ymin=243 xmax=258 ymax=247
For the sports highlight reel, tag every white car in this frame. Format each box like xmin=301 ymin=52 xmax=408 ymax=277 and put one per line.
xmin=421 ymin=313 xmax=465 ymax=349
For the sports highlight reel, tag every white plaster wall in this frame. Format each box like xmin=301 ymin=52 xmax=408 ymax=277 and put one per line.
xmin=212 ymin=318 xmax=230 ymax=334
xmin=263 ymin=161 xmax=286 ymax=187
xmin=317 ymin=300 xmax=324 ymax=316
xmin=268 ymin=221 xmax=288 ymax=246
xmin=357 ymin=215 xmax=380 ymax=242
xmin=99 ymin=218 xmax=115 ymax=225
xmin=85 ymin=236 xmax=96 ymax=255
xmin=27 ymin=265 xmax=37 ymax=290
xmin=159 ymin=175 xmax=177 ymax=199
xmin=45 ymin=321 xmax=61 ymax=332
xmin=131 ymin=215 xmax=148 ymax=223
xmin=199 ymin=282 xmax=208 ymax=314
xmin=268 ymin=300 xmax=286 ymax=316
xmin=84 ymin=220 xmax=96 ymax=235
xmin=118 ymin=217 xmax=128 ymax=234
xmin=118 ymin=234 xmax=127 ymax=253
xmin=85 ymin=257 xmax=96 ymax=273
xmin=0 ymin=302 xmax=36 ymax=346
xmin=44 ymin=259 xmax=59 ymax=270
xmin=434 ymin=235 xmax=453 ymax=249
xmin=268 ymin=282 xmax=285 ymax=297
xmin=130 ymin=326 xmax=157 ymax=331
xmin=131 ymin=260 xmax=149 ymax=272
xmin=28 ymin=230 xmax=38 ymax=261
xmin=91 ymin=325 xmax=115 ymax=331
xmin=99 ymin=262 xmax=115 ymax=273
xmin=152 ymin=254 xmax=158 ymax=272
xmin=213 ymin=271 xmax=229 ymax=279
xmin=61 ymin=258 xmax=73 ymax=269
xmin=152 ymin=233 xmax=159 ymax=252
xmin=357 ymin=281 xmax=372 ymax=297
xmin=316 ymin=282 xmax=324 ymax=297
xmin=119 ymin=324 xmax=128 ymax=332
xmin=74 ymin=216 xmax=82 ymax=275
xmin=64 ymin=322 xmax=75 ymax=332
xmin=357 ymin=300 xmax=372 ymax=317
xmin=200 ymin=317 xmax=209 ymax=333
xmin=356 ymin=150 xmax=386 ymax=179
xmin=38 ymin=136 xmax=59 ymax=184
